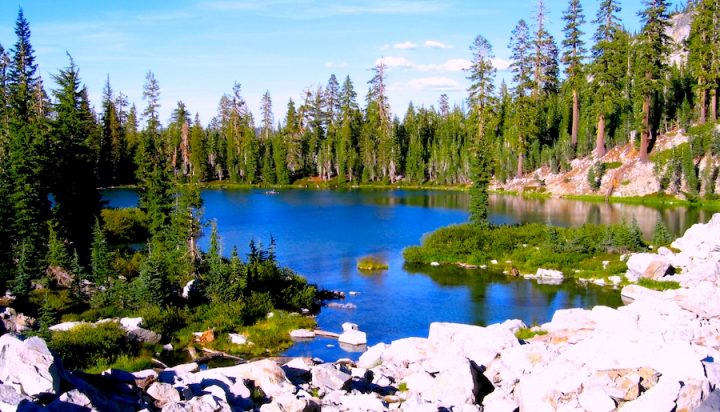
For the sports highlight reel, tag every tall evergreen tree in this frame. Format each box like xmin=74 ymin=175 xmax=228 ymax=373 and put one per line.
xmin=7 ymin=9 xmax=50 ymax=278
xmin=50 ymin=56 xmax=100 ymax=260
xmin=189 ymin=113 xmax=208 ymax=181
xmin=136 ymin=71 xmax=173 ymax=235
xmin=688 ymin=0 xmax=719 ymax=123
xmin=98 ymin=77 xmax=125 ymax=185
xmin=589 ymin=0 xmax=626 ymax=157
xmin=509 ymin=19 xmax=536 ymax=177
xmin=467 ymin=35 xmax=496 ymax=228
xmin=260 ymin=90 xmax=273 ymax=141
xmin=635 ymin=0 xmax=671 ymax=162
xmin=561 ymin=0 xmax=587 ymax=149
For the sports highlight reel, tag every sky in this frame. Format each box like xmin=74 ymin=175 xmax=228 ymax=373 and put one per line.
xmin=0 ymin=0 xmax=685 ymax=126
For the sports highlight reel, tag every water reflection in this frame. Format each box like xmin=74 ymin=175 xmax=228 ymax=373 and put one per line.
xmin=404 ymin=263 xmax=623 ymax=327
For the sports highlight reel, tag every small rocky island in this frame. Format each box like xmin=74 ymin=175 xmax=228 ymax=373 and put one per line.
xmin=0 ymin=215 xmax=719 ymax=411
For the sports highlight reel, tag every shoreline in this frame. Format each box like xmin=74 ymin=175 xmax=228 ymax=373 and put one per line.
xmin=103 ymin=182 xmax=720 ymax=210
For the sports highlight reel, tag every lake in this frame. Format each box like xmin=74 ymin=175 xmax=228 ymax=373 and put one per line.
xmin=103 ymin=188 xmax=713 ymax=361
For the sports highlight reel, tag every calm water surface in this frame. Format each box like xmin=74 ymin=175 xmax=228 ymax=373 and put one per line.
xmin=103 ymin=189 xmax=712 ymax=361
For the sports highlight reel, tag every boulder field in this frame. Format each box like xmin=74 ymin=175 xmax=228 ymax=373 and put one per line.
xmin=2 ymin=215 xmax=720 ymax=411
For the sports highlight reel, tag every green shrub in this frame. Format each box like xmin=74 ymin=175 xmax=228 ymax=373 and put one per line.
xmin=357 ymin=256 xmax=389 ymax=271
xmin=49 ymin=322 xmax=134 ymax=370
xmin=137 ymin=305 xmax=187 ymax=338
xmin=101 ymin=208 xmax=150 ymax=244
xmin=603 ymin=161 xmax=622 ymax=170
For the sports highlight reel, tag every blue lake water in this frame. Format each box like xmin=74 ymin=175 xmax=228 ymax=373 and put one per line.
xmin=103 ymin=188 xmax=712 ymax=361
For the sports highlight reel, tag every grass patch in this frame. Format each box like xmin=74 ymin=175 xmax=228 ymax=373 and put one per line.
xmin=357 ymin=255 xmax=389 ymax=271
xmin=636 ymin=278 xmax=681 ymax=291
xmin=207 ymin=311 xmax=316 ymax=359
xmin=515 ymin=327 xmax=548 ymax=340
xmin=603 ymin=161 xmax=622 ymax=170
xmin=85 ymin=354 xmax=155 ymax=374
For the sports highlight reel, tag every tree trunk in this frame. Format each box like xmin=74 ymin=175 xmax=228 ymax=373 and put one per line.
xmin=698 ymin=80 xmax=706 ymax=125
xmin=571 ymin=88 xmax=580 ymax=151
xmin=516 ymin=147 xmax=524 ymax=178
xmin=711 ymin=88 xmax=718 ymax=122
xmin=596 ymin=113 xmax=606 ymax=157
xmin=640 ymin=94 xmax=650 ymax=163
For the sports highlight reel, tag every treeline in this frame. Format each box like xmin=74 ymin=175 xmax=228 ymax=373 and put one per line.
xmin=69 ymin=0 xmax=718 ymax=192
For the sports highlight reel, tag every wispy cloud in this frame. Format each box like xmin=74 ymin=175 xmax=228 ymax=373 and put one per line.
xmin=492 ymin=58 xmax=511 ymax=71
xmin=394 ymin=41 xmax=417 ymax=50
xmin=409 ymin=76 xmax=461 ymax=91
xmin=325 ymin=61 xmax=349 ymax=69
xmin=202 ymin=0 xmax=449 ymax=18
xmin=377 ymin=56 xmax=415 ymax=69
xmin=377 ymin=56 xmax=471 ymax=72
xmin=424 ymin=40 xmax=452 ymax=49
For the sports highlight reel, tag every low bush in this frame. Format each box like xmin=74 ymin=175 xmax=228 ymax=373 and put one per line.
xmin=101 ymin=208 xmax=150 ymax=244
xmin=49 ymin=322 xmax=134 ymax=370
xmin=357 ymin=256 xmax=389 ymax=271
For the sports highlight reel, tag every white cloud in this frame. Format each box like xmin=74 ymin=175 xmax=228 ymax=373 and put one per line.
xmin=416 ymin=58 xmax=471 ymax=72
xmin=325 ymin=61 xmax=349 ymax=69
xmin=377 ymin=56 xmax=470 ymax=72
xmin=409 ymin=77 xmax=461 ymax=91
xmin=424 ymin=40 xmax=452 ymax=49
xmin=492 ymin=58 xmax=511 ymax=71
xmin=376 ymin=56 xmax=415 ymax=69
xmin=394 ymin=41 xmax=417 ymax=50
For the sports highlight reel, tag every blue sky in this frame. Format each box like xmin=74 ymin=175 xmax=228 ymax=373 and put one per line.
xmin=0 ymin=0 xmax=683 ymax=126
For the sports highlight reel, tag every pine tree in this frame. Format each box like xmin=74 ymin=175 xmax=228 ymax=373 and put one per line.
xmin=12 ymin=239 xmax=32 ymax=299
xmin=467 ymin=35 xmax=496 ymax=228
xmin=189 ymin=113 xmax=208 ymax=182
xmin=136 ymin=71 xmax=173 ymax=235
xmin=50 ymin=56 xmax=100 ymax=260
xmin=90 ymin=219 xmax=112 ymax=285
xmin=635 ymin=0 xmax=671 ymax=162
xmin=509 ymin=19 xmax=537 ymax=177
xmin=367 ymin=62 xmax=396 ymax=182
xmin=203 ymin=221 xmax=225 ymax=302
xmin=138 ymin=242 xmax=171 ymax=306
xmin=652 ymin=219 xmax=672 ymax=246
xmin=47 ymin=221 xmax=70 ymax=269
xmin=283 ymin=99 xmax=303 ymax=177
xmin=260 ymin=90 xmax=273 ymax=141
xmin=688 ymin=0 xmax=719 ymax=123
xmin=37 ymin=292 xmax=56 ymax=340
xmin=589 ymin=0 xmax=626 ymax=157
xmin=68 ymin=249 xmax=85 ymax=301
xmin=98 ymin=77 xmax=125 ymax=185
xmin=561 ymin=0 xmax=587 ymax=150
xmin=337 ymin=76 xmax=360 ymax=182
xmin=7 ymin=9 xmax=50 ymax=279
xmin=533 ymin=0 xmax=560 ymax=96
xmin=403 ymin=103 xmax=425 ymax=183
